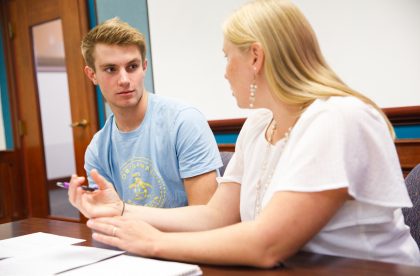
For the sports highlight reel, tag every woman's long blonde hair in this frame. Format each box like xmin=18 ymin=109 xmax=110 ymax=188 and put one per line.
xmin=223 ymin=0 xmax=395 ymax=138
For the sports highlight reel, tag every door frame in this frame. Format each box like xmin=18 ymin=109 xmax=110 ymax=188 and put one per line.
xmin=5 ymin=0 xmax=98 ymax=219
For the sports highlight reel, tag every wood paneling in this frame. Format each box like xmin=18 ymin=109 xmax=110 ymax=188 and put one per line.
xmin=5 ymin=0 xmax=97 ymax=219
xmin=209 ymin=106 xmax=420 ymax=133
xmin=218 ymin=144 xmax=235 ymax=152
xmin=26 ymin=0 xmax=59 ymax=25
xmin=0 ymin=1 xmax=26 ymax=223
xmin=383 ymin=106 xmax=420 ymax=125
xmin=0 ymin=151 xmax=26 ymax=223
xmin=209 ymin=118 xmax=245 ymax=134
xmin=395 ymin=139 xmax=420 ymax=175
xmin=7 ymin=0 xmax=49 ymax=217
xmin=60 ymin=0 xmax=99 ymax=176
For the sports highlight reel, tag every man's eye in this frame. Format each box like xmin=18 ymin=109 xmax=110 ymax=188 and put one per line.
xmin=104 ymin=67 xmax=115 ymax=73
xmin=128 ymin=64 xmax=139 ymax=71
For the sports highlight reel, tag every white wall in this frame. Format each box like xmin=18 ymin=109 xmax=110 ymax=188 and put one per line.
xmin=148 ymin=0 xmax=250 ymax=120
xmin=148 ymin=0 xmax=420 ymax=120
xmin=294 ymin=0 xmax=420 ymax=108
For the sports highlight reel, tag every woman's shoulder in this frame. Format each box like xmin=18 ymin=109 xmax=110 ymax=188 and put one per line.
xmin=235 ymin=109 xmax=271 ymax=145
xmin=243 ymin=108 xmax=272 ymax=129
xmin=305 ymin=96 xmax=383 ymax=124
xmin=233 ymin=109 xmax=271 ymax=152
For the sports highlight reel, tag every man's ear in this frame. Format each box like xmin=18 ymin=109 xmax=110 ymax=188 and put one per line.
xmin=142 ymin=59 xmax=148 ymax=71
xmin=250 ymin=42 xmax=264 ymax=73
xmin=84 ymin=66 xmax=98 ymax=85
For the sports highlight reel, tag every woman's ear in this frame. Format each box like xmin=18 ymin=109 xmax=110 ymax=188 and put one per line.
xmin=250 ymin=42 xmax=264 ymax=73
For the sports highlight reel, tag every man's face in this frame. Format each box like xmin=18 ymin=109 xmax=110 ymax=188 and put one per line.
xmin=85 ymin=43 xmax=147 ymax=112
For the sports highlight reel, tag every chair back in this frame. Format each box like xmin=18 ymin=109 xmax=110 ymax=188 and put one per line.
xmin=402 ymin=164 xmax=420 ymax=249
xmin=219 ymin=151 xmax=234 ymax=176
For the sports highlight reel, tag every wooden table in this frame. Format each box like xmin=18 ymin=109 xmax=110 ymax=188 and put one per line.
xmin=1 ymin=218 xmax=419 ymax=275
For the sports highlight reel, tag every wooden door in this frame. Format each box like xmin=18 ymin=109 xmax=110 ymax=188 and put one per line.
xmin=5 ymin=0 xmax=98 ymax=220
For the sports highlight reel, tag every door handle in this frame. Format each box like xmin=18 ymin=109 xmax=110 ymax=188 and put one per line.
xmin=70 ymin=119 xmax=89 ymax=128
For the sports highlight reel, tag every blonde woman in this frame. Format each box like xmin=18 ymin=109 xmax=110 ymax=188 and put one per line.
xmin=77 ymin=0 xmax=420 ymax=267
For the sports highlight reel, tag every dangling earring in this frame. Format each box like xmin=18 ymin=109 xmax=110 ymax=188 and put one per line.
xmin=249 ymin=67 xmax=257 ymax=108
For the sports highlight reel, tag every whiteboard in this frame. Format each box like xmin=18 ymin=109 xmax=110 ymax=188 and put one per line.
xmin=148 ymin=0 xmax=420 ymax=120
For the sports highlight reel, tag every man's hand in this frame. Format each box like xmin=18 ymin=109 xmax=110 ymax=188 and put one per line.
xmin=68 ymin=169 xmax=123 ymax=218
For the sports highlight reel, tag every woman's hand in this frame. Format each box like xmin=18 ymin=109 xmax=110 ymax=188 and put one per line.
xmin=68 ymin=169 xmax=123 ymax=218
xmin=87 ymin=216 xmax=162 ymax=257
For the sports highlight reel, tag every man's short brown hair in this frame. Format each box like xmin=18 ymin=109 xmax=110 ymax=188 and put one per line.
xmin=81 ymin=17 xmax=146 ymax=70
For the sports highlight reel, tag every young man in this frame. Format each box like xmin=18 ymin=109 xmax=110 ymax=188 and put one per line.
xmin=71 ymin=18 xmax=222 ymax=209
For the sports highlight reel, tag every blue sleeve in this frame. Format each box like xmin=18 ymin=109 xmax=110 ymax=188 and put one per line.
xmin=172 ymin=108 xmax=223 ymax=178
xmin=84 ymin=140 xmax=99 ymax=186
xmin=84 ymin=136 xmax=110 ymax=187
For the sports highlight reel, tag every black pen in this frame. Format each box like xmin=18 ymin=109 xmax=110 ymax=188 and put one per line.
xmin=56 ymin=182 xmax=98 ymax=192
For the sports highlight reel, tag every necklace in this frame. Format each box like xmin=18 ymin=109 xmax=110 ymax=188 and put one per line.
xmin=254 ymin=118 xmax=293 ymax=218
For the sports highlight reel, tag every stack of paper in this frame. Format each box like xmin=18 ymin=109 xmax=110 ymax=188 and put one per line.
xmin=0 ymin=245 xmax=124 ymax=275
xmin=0 ymin=232 xmax=84 ymax=259
xmin=61 ymin=254 xmax=202 ymax=276
xmin=0 ymin=232 xmax=202 ymax=276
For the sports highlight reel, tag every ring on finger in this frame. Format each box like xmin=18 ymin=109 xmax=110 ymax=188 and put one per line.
xmin=112 ymin=226 xmax=117 ymax=237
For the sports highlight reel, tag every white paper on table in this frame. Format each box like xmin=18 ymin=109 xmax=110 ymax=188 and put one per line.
xmin=61 ymin=254 xmax=202 ymax=276
xmin=0 ymin=245 xmax=125 ymax=276
xmin=0 ymin=232 xmax=85 ymax=259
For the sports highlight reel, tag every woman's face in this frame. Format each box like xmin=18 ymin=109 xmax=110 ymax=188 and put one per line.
xmin=223 ymin=39 xmax=255 ymax=109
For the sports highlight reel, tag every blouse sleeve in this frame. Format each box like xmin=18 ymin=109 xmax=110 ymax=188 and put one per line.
xmin=215 ymin=110 xmax=268 ymax=185
xmin=216 ymin=126 xmax=246 ymax=185
xmin=270 ymin=101 xmax=411 ymax=208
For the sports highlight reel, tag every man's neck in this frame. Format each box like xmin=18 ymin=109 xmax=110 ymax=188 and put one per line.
xmin=113 ymin=91 xmax=148 ymax=132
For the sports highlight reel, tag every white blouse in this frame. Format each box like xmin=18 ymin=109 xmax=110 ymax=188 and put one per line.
xmin=217 ymin=96 xmax=420 ymax=266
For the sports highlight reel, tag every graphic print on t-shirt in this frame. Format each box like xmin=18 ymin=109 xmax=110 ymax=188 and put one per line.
xmin=120 ymin=157 xmax=166 ymax=207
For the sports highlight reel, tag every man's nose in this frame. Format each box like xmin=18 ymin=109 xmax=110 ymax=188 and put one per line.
xmin=118 ymin=70 xmax=129 ymax=86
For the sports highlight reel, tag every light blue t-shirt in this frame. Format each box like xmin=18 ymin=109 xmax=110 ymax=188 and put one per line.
xmin=85 ymin=93 xmax=222 ymax=208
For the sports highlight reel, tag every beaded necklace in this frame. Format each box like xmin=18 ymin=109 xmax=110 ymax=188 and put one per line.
xmin=254 ymin=118 xmax=293 ymax=218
